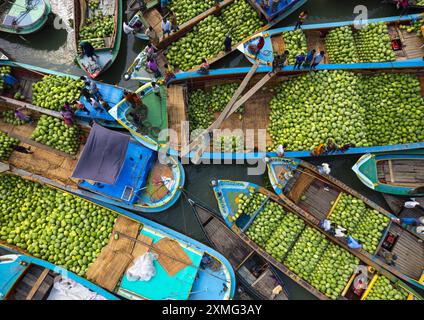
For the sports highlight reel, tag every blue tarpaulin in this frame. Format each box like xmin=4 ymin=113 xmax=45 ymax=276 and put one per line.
xmin=72 ymin=123 xmax=130 ymax=184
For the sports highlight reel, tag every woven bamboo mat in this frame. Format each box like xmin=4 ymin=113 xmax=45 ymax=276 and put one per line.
xmin=153 ymin=238 xmax=192 ymax=277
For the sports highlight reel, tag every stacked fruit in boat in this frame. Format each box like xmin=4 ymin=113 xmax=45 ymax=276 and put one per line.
xmin=284 ymin=227 xmax=328 ymax=280
xmin=235 ymin=191 xmax=266 ymax=220
xmin=265 ymin=212 xmax=305 ymax=262
xmin=0 ymin=174 xmax=116 ymax=277
xmin=354 ymin=22 xmax=395 ymax=62
xmin=32 ymin=75 xmax=84 ymax=111
xmin=31 ymin=115 xmax=80 ymax=155
xmin=330 ymin=193 xmax=390 ymax=253
xmin=79 ymin=13 xmax=114 ymax=49
xmin=365 ymin=275 xmax=409 ymax=300
xmin=282 ymin=29 xmax=308 ymax=64
xmin=213 ymin=135 xmax=244 ymax=152
xmin=309 ymin=243 xmax=359 ymax=300
xmin=166 ymin=0 xmax=264 ymax=71
xmin=0 ymin=131 xmax=19 ymax=160
xmin=245 ymin=200 xmax=285 ymax=247
xmin=325 ymin=26 xmax=359 ymax=63
xmin=169 ymin=0 xmax=215 ymax=25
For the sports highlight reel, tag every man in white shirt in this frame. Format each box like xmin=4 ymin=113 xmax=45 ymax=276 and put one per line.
xmin=123 ymin=22 xmax=134 ymax=35
xmin=276 ymin=144 xmax=284 ymax=157
xmin=317 ymin=163 xmax=331 ymax=175
xmin=161 ymin=18 xmax=171 ymax=38
xmin=404 ymin=198 xmax=420 ymax=209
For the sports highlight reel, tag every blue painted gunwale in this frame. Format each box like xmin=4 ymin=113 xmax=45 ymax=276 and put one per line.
xmin=212 ymin=179 xmax=424 ymax=296
xmin=113 ymin=66 xmax=424 ymax=161
xmin=237 ymin=14 xmax=424 ymax=66
xmin=249 ymin=0 xmax=306 ymax=21
xmin=0 ymin=60 xmax=122 ymax=128
xmin=0 ymin=244 xmax=119 ymax=300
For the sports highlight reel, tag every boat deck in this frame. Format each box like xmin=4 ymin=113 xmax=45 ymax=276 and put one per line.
xmin=304 ymin=30 xmax=330 ymax=64
xmin=377 ymin=159 xmax=424 ymax=186
xmin=167 ymin=84 xmax=188 ymax=149
xmin=377 ymin=223 xmax=424 ymax=280
xmin=0 ymin=119 xmax=79 ymax=188
xmin=5 ymin=264 xmax=56 ymax=300
xmin=143 ymin=8 xmax=162 ymax=37
xmin=392 ymin=26 xmax=424 ymax=61
xmin=194 ymin=203 xmax=288 ymax=300
xmin=0 ymin=0 xmax=47 ymax=30
xmin=295 ymin=178 xmax=341 ymax=221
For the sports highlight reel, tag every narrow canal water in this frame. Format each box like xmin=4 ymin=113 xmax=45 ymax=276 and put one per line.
xmin=0 ymin=0 xmax=417 ymax=300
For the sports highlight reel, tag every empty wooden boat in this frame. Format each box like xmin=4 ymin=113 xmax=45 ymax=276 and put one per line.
xmin=266 ymin=157 xmax=424 ymax=290
xmin=212 ymin=179 xmax=423 ymax=300
xmin=352 ymin=153 xmax=424 ymax=196
xmin=189 ymin=198 xmax=289 ymax=300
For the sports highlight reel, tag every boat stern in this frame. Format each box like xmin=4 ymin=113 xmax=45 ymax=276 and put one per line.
xmin=266 ymin=157 xmax=301 ymax=195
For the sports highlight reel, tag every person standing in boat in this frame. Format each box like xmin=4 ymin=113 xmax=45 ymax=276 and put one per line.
xmin=14 ymin=106 xmax=33 ymax=124
xmin=144 ymin=43 xmax=158 ymax=60
xmin=72 ymin=99 xmax=90 ymax=115
xmin=164 ymin=63 xmax=176 ymax=84
xmin=61 ymin=103 xmax=75 ymax=127
xmin=311 ymin=142 xmax=326 ymax=156
xmin=79 ymin=41 xmax=99 ymax=62
xmin=293 ymin=52 xmax=306 ymax=69
xmin=145 ymin=26 xmax=159 ymax=45
xmin=224 ymin=34 xmax=232 ymax=53
xmin=325 ymin=138 xmax=338 ymax=153
xmin=311 ymin=51 xmax=325 ymax=70
xmin=146 ymin=57 xmax=162 ymax=78
xmin=197 ymin=58 xmax=210 ymax=74
xmin=161 ymin=17 xmax=171 ymax=39
xmin=170 ymin=12 xmax=179 ymax=33
xmin=151 ymin=82 xmax=162 ymax=99
xmin=303 ymin=49 xmax=316 ymax=69
xmin=317 ymin=163 xmax=331 ymax=175
xmin=275 ymin=144 xmax=285 ymax=157
xmin=294 ymin=11 xmax=308 ymax=30
xmin=123 ymin=21 xmax=135 ymax=35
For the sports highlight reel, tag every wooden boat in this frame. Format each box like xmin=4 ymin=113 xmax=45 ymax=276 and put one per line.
xmin=0 ymin=171 xmax=236 ymax=300
xmin=237 ymin=14 xmax=424 ymax=68
xmin=125 ymin=0 xmax=307 ymax=78
xmin=212 ymin=179 xmax=423 ymax=300
xmin=352 ymin=153 xmax=424 ymax=196
xmin=109 ymin=67 xmax=424 ymax=161
xmin=0 ymin=99 xmax=185 ymax=214
xmin=74 ymin=0 xmax=123 ymax=78
xmin=0 ymin=60 xmax=122 ymax=128
xmin=0 ymin=0 xmax=51 ymax=34
xmin=188 ymin=198 xmax=289 ymax=300
xmin=0 ymin=244 xmax=118 ymax=300
xmin=266 ymin=157 xmax=424 ymax=290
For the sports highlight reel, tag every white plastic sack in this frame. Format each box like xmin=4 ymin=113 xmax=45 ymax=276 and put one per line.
xmin=47 ymin=276 xmax=106 ymax=300
xmin=126 ymin=252 xmax=157 ymax=282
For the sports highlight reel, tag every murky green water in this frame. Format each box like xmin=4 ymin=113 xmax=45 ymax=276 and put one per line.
xmin=0 ymin=0 xmax=415 ymax=300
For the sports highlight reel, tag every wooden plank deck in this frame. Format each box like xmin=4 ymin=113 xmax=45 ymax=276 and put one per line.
xmin=297 ymin=179 xmax=340 ymax=221
xmin=143 ymin=8 xmax=163 ymax=37
xmin=166 ymin=84 xmax=187 ymax=149
xmin=399 ymin=28 xmax=424 ymax=60
xmin=305 ymin=30 xmax=330 ymax=64
xmin=271 ymin=35 xmax=285 ymax=55
xmin=251 ymin=268 xmax=288 ymax=300
xmin=377 ymin=159 xmax=424 ymax=186
xmin=381 ymin=223 xmax=424 ymax=280
xmin=0 ymin=120 xmax=79 ymax=188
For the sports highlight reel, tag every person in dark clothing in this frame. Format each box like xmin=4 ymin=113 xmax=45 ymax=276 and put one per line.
xmin=294 ymin=11 xmax=308 ymax=30
xmin=170 ymin=12 xmax=179 ymax=32
xmin=338 ymin=143 xmax=355 ymax=153
xmin=255 ymin=36 xmax=265 ymax=57
xmin=79 ymin=87 xmax=91 ymax=100
xmin=304 ymin=49 xmax=316 ymax=69
xmin=224 ymin=34 xmax=232 ymax=52
xmin=129 ymin=110 xmax=144 ymax=129
xmin=272 ymin=54 xmax=282 ymax=73
xmin=14 ymin=145 xmax=33 ymax=154
xmin=79 ymin=41 xmax=99 ymax=61
xmin=325 ymin=138 xmax=338 ymax=153
xmin=294 ymin=52 xmax=306 ymax=69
